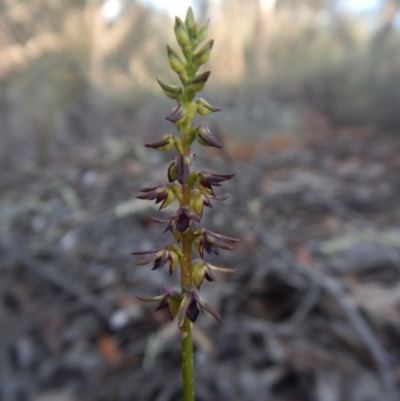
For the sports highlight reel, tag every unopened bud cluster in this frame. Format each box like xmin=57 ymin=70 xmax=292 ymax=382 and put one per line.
xmin=132 ymin=8 xmax=239 ymax=330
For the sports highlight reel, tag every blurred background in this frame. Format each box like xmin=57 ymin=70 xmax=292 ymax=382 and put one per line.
xmin=1 ymin=0 xmax=400 ymax=400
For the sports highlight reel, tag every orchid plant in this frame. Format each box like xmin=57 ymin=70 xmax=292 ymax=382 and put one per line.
xmin=132 ymin=8 xmax=239 ymax=401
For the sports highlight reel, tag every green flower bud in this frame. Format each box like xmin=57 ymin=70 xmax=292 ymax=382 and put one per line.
xmin=196 ymin=19 xmax=210 ymax=43
xmin=185 ymin=7 xmax=196 ymax=37
xmin=188 ymin=71 xmax=211 ymax=93
xmin=174 ymin=17 xmax=190 ymax=47
xmin=178 ymin=70 xmax=189 ymax=85
xmin=192 ymin=39 xmax=214 ymax=66
xmin=196 ymin=98 xmax=221 ymax=116
xmin=156 ymin=78 xmax=182 ymax=99
xmin=167 ymin=45 xmax=185 ymax=74
xmin=182 ymin=44 xmax=191 ymax=59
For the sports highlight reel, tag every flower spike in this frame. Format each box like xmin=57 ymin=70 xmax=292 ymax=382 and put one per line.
xmin=132 ymin=8 xmax=239 ymax=400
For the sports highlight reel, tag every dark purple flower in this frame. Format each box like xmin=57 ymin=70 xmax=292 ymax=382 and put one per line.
xmin=135 ymin=284 xmax=181 ymax=321
xmin=175 ymin=206 xmax=200 ymax=232
xmin=192 ymin=228 xmax=241 ymax=257
xmin=131 ymin=244 xmax=182 ymax=274
xmin=136 ymin=183 xmax=175 ymax=210
xmin=177 ymin=286 xmax=222 ymax=328
xmin=197 ymin=170 xmax=234 ymax=196
xmin=151 ymin=206 xmax=201 ymax=236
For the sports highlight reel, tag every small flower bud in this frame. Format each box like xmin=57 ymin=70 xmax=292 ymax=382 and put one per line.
xmin=156 ymin=78 xmax=183 ymax=99
xmin=195 ymin=125 xmax=223 ymax=148
xmin=185 ymin=7 xmax=196 ymax=37
xmin=174 ymin=17 xmax=190 ymax=47
xmin=196 ymin=19 xmax=210 ymax=43
xmin=145 ymin=133 xmax=175 ymax=151
xmin=167 ymin=45 xmax=186 ymax=74
xmin=188 ymin=71 xmax=211 ymax=93
xmin=192 ymin=39 xmax=214 ymax=66
xmin=181 ymin=71 xmax=190 ymax=83
xmin=196 ymin=98 xmax=221 ymax=116
xmin=182 ymin=44 xmax=191 ymax=59
xmin=165 ymin=105 xmax=187 ymax=124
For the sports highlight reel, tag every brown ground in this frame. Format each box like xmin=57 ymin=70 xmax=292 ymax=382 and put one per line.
xmin=1 ymin=118 xmax=400 ymax=401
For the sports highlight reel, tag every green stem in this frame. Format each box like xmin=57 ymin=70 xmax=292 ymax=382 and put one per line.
xmin=181 ymin=317 xmax=195 ymax=401
xmin=180 ymin=101 xmax=195 ymax=401
xmin=179 ymin=38 xmax=198 ymax=401
xmin=179 ymin=69 xmax=197 ymax=401
xmin=180 ymin=149 xmax=194 ymax=401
